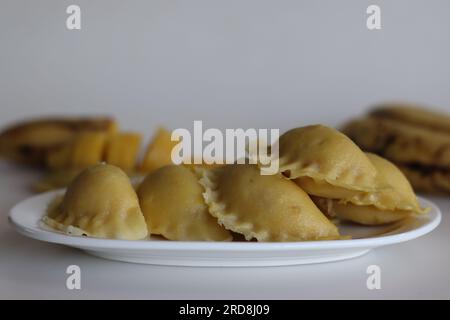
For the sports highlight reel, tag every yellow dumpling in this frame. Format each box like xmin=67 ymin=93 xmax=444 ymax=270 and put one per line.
xmin=312 ymin=196 xmax=412 ymax=225
xmin=43 ymin=164 xmax=148 ymax=240
xmin=343 ymin=153 xmax=424 ymax=212
xmin=197 ymin=164 xmax=340 ymax=242
xmin=311 ymin=154 xmax=426 ymax=225
xmin=279 ymin=125 xmax=380 ymax=193
xmin=294 ymin=176 xmax=363 ymax=200
xmin=137 ymin=165 xmax=232 ymax=241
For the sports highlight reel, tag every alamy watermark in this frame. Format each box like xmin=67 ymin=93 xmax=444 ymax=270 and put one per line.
xmin=171 ymin=121 xmax=279 ymax=175
xmin=367 ymin=5 xmax=381 ymax=30
xmin=66 ymin=5 xmax=81 ymax=30
xmin=366 ymin=264 xmax=381 ymax=290
xmin=66 ymin=265 xmax=81 ymax=290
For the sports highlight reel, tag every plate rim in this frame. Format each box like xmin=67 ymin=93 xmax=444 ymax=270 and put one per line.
xmin=8 ymin=190 xmax=442 ymax=252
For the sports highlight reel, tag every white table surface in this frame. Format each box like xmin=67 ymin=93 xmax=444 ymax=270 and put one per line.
xmin=0 ymin=160 xmax=449 ymax=299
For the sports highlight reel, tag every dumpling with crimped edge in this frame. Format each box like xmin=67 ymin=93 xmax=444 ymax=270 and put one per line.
xmin=197 ymin=164 xmax=341 ymax=242
xmin=279 ymin=125 xmax=381 ymax=193
xmin=311 ymin=196 xmax=413 ymax=226
xmin=294 ymin=176 xmax=368 ymax=200
xmin=310 ymin=154 xmax=427 ymax=225
xmin=340 ymin=153 xmax=426 ymax=213
xmin=43 ymin=163 xmax=148 ymax=240
xmin=137 ymin=165 xmax=232 ymax=241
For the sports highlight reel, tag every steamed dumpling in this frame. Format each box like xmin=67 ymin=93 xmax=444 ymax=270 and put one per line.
xmin=279 ymin=125 xmax=381 ymax=193
xmin=312 ymin=196 xmax=413 ymax=225
xmin=137 ymin=165 xmax=232 ymax=241
xmin=312 ymin=153 xmax=426 ymax=225
xmin=44 ymin=164 xmax=148 ymax=239
xmin=343 ymin=153 xmax=424 ymax=211
xmin=197 ymin=164 xmax=340 ymax=241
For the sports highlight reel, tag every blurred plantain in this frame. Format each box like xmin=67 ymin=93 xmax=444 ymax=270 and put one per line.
xmin=105 ymin=132 xmax=142 ymax=172
xmin=34 ymin=127 xmax=173 ymax=192
xmin=139 ymin=127 xmax=177 ymax=173
xmin=46 ymin=131 xmax=109 ymax=169
xmin=0 ymin=117 xmax=208 ymax=192
xmin=0 ymin=117 xmax=117 ymax=166
xmin=342 ymin=103 xmax=450 ymax=194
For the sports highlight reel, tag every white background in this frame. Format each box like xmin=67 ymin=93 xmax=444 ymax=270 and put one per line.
xmin=0 ymin=0 xmax=449 ymax=299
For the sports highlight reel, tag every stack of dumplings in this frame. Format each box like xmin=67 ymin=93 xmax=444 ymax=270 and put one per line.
xmin=42 ymin=124 xmax=427 ymax=242
xmin=279 ymin=125 xmax=382 ymax=198
xmin=278 ymin=125 xmax=426 ymax=225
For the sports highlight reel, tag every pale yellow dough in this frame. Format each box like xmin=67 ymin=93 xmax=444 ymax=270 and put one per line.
xmin=342 ymin=153 xmax=425 ymax=212
xmin=295 ymin=176 xmax=362 ymax=199
xmin=297 ymin=154 xmax=424 ymax=211
xmin=197 ymin=164 xmax=340 ymax=242
xmin=279 ymin=125 xmax=381 ymax=192
xmin=137 ymin=165 xmax=232 ymax=241
xmin=43 ymin=164 xmax=148 ymax=240
xmin=311 ymin=153 xmax=427 ymax=225
xmin=312 ymin=197 xmax=411 ymax=225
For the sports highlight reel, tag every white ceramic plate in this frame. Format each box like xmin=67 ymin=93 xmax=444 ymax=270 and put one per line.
xmin=9 ymin=190 xmax=441 ymax=267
